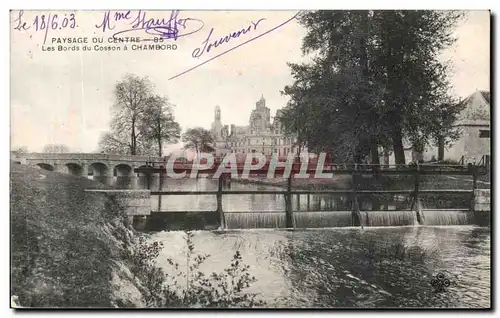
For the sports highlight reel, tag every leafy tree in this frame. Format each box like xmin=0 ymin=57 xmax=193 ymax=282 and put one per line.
xmin=98 ymin=74 xmax=181 ymax=157
xmin=433 ymin=99 xmax=465 ymax=161
xmin=140 ymin=95 xmax=181 ymax=157
xmin=98 ymin=131 xmax=158 ymax=156
xmin=281 ymin=10 xmax=464 ymax=164
xmin=281 ymin=11 xmax=391 ymax=163
xmin=371 ymin=10 xmax=464 ymax=163
xmin=98 ymin=131 xmax=130 ymax=155
xmin=42 ymin=144 xmax=70 ymax=153
xmin=12 ymin=146 xmax=29 ymax=156
xmin=181 ymin=127 xmax=215 ymax=154
xmin=107 ymin=74 xmax=153 ymax=155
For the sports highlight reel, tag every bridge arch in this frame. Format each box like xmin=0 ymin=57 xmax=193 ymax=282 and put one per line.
xmin=114 ymin=164 xmax=133 ymax=177
xmin=88 ymin=162 xmax=109 ymax=177
xmin=137 ymin=165 xmax=154 ymax=177
xmin=36 ymin=163 xmax=54 ymax=171
xmin=65 ymin=163 xmax=83 ymax=176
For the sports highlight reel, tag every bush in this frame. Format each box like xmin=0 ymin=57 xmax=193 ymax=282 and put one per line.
xmin=129 ymin=231 xmax=265 ymax=308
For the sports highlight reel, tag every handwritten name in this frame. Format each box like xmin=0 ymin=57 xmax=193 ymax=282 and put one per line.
xmin=95 ymin=10 xmax=204 ymax=41
xmin=12 ymin=10 xmax=77 ymax=45
xmin=192 ymin=18 xmax=266 ymax=59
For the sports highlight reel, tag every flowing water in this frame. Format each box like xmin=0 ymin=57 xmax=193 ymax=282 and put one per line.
xmin=151 ymin=226 xmax=491 ymax=308
xmin=101 ymin=176 xmax=490 ymax=307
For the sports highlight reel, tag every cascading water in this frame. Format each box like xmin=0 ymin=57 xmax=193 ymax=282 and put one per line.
xmin=225 ymin=212 xmax=286 ymax=229
xmin=224 ymin=211 xmax=355 ymax=229
xmin=415 ymin=197 xmax=475 ymax=226
xmin=222 ymin=207 xmax=474 ymax=229
xmin=419 ymin=209 xmax=474 ymax=225
xmin=360 ymin=211 xmax=418 ymax=226
xmin=294 ymin=211 xmax=353 ymax=228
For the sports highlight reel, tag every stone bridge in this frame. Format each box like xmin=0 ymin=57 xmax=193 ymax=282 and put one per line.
xmin=12 ymin=153 xmax=165 ymax=177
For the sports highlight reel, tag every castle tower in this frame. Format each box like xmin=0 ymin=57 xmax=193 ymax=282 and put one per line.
xmin=211 ymin=105 xmax=223 ymax=141
xmin=256 ymin=94 xmax=265 ymax=109
xmin=215 ymin=105 xmax=221 ymax=121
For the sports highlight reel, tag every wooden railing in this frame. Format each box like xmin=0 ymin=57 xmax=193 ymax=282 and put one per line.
xmin=137 ymin=163 xmax=488 ymax=229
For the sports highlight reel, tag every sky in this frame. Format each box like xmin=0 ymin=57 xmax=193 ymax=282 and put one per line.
xmin=10 ymin=10 xmax=490 ymax=153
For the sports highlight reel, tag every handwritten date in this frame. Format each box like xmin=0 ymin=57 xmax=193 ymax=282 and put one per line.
xmin=12 ymin=10 xmax=77 ymax=45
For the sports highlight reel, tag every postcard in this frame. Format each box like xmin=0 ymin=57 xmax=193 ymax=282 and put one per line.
xmin=10 ymin=9 xmax=491 ymax=309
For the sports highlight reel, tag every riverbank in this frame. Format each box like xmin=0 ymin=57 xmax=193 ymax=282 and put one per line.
xmin=234 ymin=175 xmax=352 ymax=190
xmin=10 ymin=162 xmax=150 ymax=307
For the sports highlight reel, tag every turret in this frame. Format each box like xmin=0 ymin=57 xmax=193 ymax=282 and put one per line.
xmin=256 ymin=94 xmax=265 ymax=109
xmin=215 ymin=105 xmax=221 ymax=121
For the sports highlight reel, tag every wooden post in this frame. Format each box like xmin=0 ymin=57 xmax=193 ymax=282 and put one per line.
xmin=296 ymin=193 xmax=301 ymax=211
xmin=471 ymin=166 xmax=478 ymax=213
xmin=217 ymin=176 xmax=225 ymax=229
xmin=285 ymin=176 xmax=293 ymax=228
xmin=412 ymin=163 xmax=423 ymax=224
xmin=146 ymin=171 xmax=152 ymax=190
xmin=351 ymin=164 xmax=363 ymax=228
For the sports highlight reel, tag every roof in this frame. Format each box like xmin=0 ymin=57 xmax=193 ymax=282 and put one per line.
xmin=480 ymin=91 xmax=491 ymax=105
xmin=457 ymin=90 xmax=491 ymax=110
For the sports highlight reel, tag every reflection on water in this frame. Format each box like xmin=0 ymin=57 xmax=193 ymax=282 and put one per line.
xmin=153 ymin=226 xmax=490 ymax=308
xmin=107 ymin=176 xmax=469 ymax=213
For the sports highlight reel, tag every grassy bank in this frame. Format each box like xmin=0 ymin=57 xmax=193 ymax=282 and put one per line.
xmin=10 ymin=163 xmax=265 ymax=308
xmin=10 ymin=162 xmax=148 ymax=307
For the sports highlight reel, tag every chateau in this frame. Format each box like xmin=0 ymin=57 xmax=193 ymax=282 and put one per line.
xmin=210 ymin=95 xmax=302 ymax=158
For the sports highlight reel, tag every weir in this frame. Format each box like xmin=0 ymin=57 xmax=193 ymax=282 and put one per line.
xmin=135 ymin=162 xmax=489 ymax=231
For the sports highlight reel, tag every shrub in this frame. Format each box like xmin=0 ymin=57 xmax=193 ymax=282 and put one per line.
xmin=129 ymin=231 xmax=265 ymax=308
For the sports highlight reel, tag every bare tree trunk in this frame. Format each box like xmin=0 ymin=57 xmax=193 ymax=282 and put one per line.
xmin=371 ymin=142 xmax=380 ymax=175
xmin=354 ymin=147 xmax=364 ymax=164
xmin=158 ymin=138 xmax=162 ymax=157
xmin=437 ymin=135 xmax=444 ymax=161
xmin=392 ymin=128 xmax=406 ymax=164
xmin=157 ymin=119 xmax=162 ymax=157
xmin=131 ymin=119 xmax=137 ymax=155
xmin=370 ymin=143 xmax=380 ymax=165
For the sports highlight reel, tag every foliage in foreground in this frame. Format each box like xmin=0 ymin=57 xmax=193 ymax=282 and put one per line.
xmin=128 ymin=231 xmax=265 ymax=308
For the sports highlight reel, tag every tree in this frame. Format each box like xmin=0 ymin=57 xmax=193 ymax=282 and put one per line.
xmin=433 ymin=99 xmax=465 ymax=161
xmin=42 ymin=144 xmax=70 ymax=153
xmin=181 ymin=128 xmax=215 ymax=154
xmin=281 ymin=11 xmax=390 ymax=163
xmin=98 ymin=74 xmax=181 ymax=157
xmin=98 ymin=130 xmax=159 ymax=156
xmin=12 ymin=146 xmax=28 ymax=156
xmin=140 ymin=95 xmax=181 ymax=157
xmin=97 ymin=131 xmax=131 ymax=155
xmin=281 ymin=10 xmax=464 ymax=164
xmin=110 ymin=74 xmax=153 ymax=155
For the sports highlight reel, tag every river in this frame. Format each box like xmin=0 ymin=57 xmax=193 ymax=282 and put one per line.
xmin=106 ymin=175 xmax=477 ymax=228
xmin=152 ymin=226 xmax=490 ymax=308
xmin=99 ymin=176 xmax=490 ymax=308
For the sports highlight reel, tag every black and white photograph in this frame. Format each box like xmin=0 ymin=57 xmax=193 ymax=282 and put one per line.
xmin=9 ymin=7 xmax=491 ymax=309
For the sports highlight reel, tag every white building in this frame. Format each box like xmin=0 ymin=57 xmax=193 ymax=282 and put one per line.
xmin=422 ymin=90 xmax=491 ymax=164
xmin=210 ymin=95 xmax=304 ymax=158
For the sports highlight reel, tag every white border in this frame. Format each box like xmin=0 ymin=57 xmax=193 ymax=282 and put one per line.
xmin=3 ymin=0 xmax=498 ymax=317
